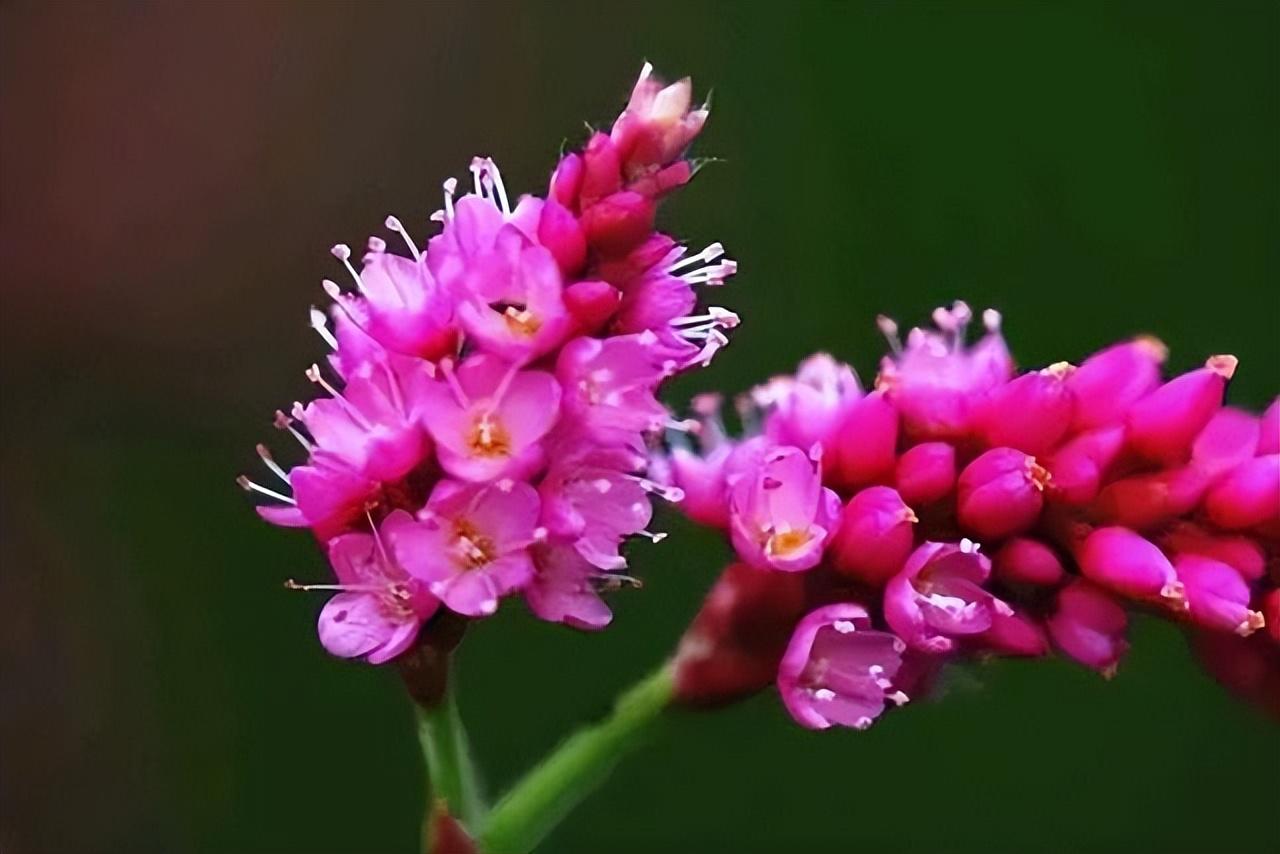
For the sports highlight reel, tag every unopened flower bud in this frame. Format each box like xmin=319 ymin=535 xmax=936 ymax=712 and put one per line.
xmin=1077 ymin=526 xmax=1182 ymax=606
xmin=894 ymin=441 xmax=956 ymax=505
xmin=1175 ymin=555 xmax=1265 ymax=637
xmin=1202 ymin=455 xmax=1280 ymax=531
xmin=1126 ymin=355 xmax=1235 ymax=465
xmin=992 ymin=537 xmax=1065 ymax=586
xmin=831 ymin=390 xmax=899 ymax=490
xmin=1044 ymin=425 xmax=1126 ymax=506
xmin=1047 ymin=580 xmax=1129 ymax=676
xmin=829 ymin=486 xmax=918 ymax=585
xmin=1066 ymin=337 xmax=1165 ymax=430
xmin=977 ymin=364 xmax=1074 ymax=456
xmin=956 ymin=447 xmax=1048 ymax=540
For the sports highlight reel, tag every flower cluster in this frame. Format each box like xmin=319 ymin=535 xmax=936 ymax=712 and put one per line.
xmin=666 ymin=302 xmax=1278 ymax=729
xmin=239 ymin=65 xmax=738 ymax=664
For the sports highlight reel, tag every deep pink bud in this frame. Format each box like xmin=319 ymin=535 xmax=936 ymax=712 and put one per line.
xmin=1162 ymin=523 xmax=1266 ymax=582
xmin=1044 ymin=425 xmax=1126 ymax=505
xmin=578 ymin=132 xmax=621 ymax=205
xmin=1077 ymin=526 xmax=1183 ymax=606
xmin=829 ymin=486 xmax=918 ymax=585
xmin=1258 ymin=397 xmax=1280 ymax=455
xmin=537 ymin=198 xmax=587 ymax=275
xmin=992 ymin=537 xmax=1065 ymax=586
xmin=831 ymin=390 xmax=899 ymax=490
xmin=1175 ymin=555 xmax=1265 ymax=637
xmin=579 ymin=190 xmax=656 ymax=255
xmin=1191 ymin=407 xmax=1259 ymax=477
xmin=894 ymin=441 xmax=956 ymax=505
xmin=1047 ymin=580 xmax=1129 ymax=676
xmin=1126 ymin=355 xmax=1236 ymax=464
xmin=777 ymin=603 xmax=909 ymax=730
xmin=978 ymin=607 xmax=1050 ymax=657
xmin=562 ymin=280 xmax=621 ymax=334
xmin=977 ymin=363 xmax=1074 ymax=456
xmin=1066 ymin=337 xmax=1166 ymax=430
xmin=549 ymin=152 xmax=583 ymax=208
xmin=673 ymin=562 xmax=808 ymax=707
xmin=1203 ymin=455 xmax=1280 ymax=531
xmin=1090 ymin=466 xmax=1209 ymax=531
xmin=956 ymin=448 xmax=1048 ymax=540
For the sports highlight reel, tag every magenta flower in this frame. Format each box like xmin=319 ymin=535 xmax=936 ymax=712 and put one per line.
xmin=875 ymin=302 xmax=1012 ymax=440
xmin=419 ymin=354 xmax=560 ymax=483
xmin=525 ymin=542 xmax=616 ymax=631
xmin=242 ymin=64 xmax=737 ymax=661
xmin=397 ymin=479 xmax=540 ymax=617
xmin=1175 ymin=555 xmax=1265 ymax=637
xmin=828 ymin=486 xmax=917 ymax=584
xmin=956 ymin=447 xmax=1049 ymax=540
xmin=777 ymin=603 xmax=909 ymax=731
xmin=312 ymin=512 xmax=439 ymax=664
xmin=728 ymin=444 xmax=841 ymax=572
xmin=884 ymin=540 xmax=1010 ymax=653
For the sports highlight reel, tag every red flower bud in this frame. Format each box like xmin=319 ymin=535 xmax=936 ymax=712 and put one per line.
xmin=956 ymin=448 xmax=1048 ymax=540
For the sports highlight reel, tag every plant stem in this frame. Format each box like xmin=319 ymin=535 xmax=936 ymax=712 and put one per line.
xmin=479 ymin=661 xmax=675 ymax=854
xmin=416 ymin=676 xmax=486 ymax=837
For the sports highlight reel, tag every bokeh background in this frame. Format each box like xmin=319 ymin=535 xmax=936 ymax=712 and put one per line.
xmin=2 ymin=2 xmax=1277 ymax=852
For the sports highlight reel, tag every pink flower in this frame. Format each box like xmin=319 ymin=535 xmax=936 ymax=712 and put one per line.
xmin=323 ymin=237 xmax=457 ymax=362
xmin=757 ymin=353 xmax=861 ymax=454
xmin=978 ymin=607 xmax=1050 ymax=657
xmin=829 ymin=390 xmax=899 ymax=490
xmin=241 ymin=358 xmax=435 ymax=537
xmin=313 ymin=512 xmax=439 ymax=664
xmin=876 ymin=303 xmax=1012 ymax=440
xmin=525 ymin=542 xmax=615 ymax=630
xmin=1047 ymin=580 xmax=1129 ymax=676
xmin=538 ymin=441 xmax=663 ymax=570
xmin=556 ymin=334 xmax=670 ymax=440
xmin=777 ymin=603 xmax=909 ymax=731
xmin=884 ymin=540 xmax=1010 ymax=653
xmin=1043 ymin=425 xmax=1125 ymax=505
xmin=397 ymin=479 xmax=541 ymax=617
xmin=420 ymin=354 xmax=561 ymax=483
xmin=728 ymin=445 xmax=841 ymax=572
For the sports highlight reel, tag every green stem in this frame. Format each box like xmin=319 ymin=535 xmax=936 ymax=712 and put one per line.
xmin=416 ymin=678 xmax=486 ymax=836
xmin=479 ymin=661 xmax=675 ymax=854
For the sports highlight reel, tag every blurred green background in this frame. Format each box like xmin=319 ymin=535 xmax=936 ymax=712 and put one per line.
xmin=2 ymin=2 xmax=1277 ymax=852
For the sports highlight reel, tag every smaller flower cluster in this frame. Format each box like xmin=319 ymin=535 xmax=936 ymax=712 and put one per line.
xmin=240 ymin=65 xmax=738 ymax=664
xmin=665 ymin=303 xmax=1278 ymax=729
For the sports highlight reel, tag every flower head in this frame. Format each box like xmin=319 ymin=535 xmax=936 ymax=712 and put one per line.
xmin=241 ymin=66 xmax=736 ymax=662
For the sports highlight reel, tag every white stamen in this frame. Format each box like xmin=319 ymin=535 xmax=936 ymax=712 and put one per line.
xmin=876 ymin=315 xmax=902 ymax=354
xmin=482 ymin=157 xmax=511 ymax=215
xmin=982 ymin=308 xmax=1002 ymax=332
xmin=384 ymin=215 xmax=422 ymax=262
xmin=284 ymin=579 xmax=383 ymax=594
xmin=437 ymin=359 xmax=471 ymax=407
xmin=636 ymin=529 xmax=668 ymax=543
xmin=366 ymin=236 xmax=387 ymax=253
xmin=237 ymin=475 xmax=296 ymax=505
xmin=624 ymin=475 xmax=685 ymax=503
xmin=274 ymin=409 xmax=313 ymax=451
xmin=255 ymin=443 xmax=291 ymax=484
xmin=666 ymin=241 xmax=725 ymax=273
xmin=832 ymin=620 xmax=857 ymax=634
xmin=813 ymin=688 xmax=837 ymax=702
xmin=309 ymin=307 xmax=338 ymax=349
xmin=442 ymin=177 xmax=457 ymax=220
xmin=694 ymin=329 xmax=730 ymax=366
xmin=330 ymin=244 xmax=368 ymax=295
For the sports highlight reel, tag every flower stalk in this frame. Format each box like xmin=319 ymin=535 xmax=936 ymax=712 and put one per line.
xmin=479 ymin=662 xmax=675 ymax=854
xmin=416 ymin=678 xmax=486 ymax=839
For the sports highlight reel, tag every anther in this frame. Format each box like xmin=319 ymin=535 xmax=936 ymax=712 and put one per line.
xmin=384 ymin=215 xmax=422 ymax=262
xmin=237 ymin=475 xmax=296 ymax=505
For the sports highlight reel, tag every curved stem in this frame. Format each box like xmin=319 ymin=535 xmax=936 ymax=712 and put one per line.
xmin=479 ymin=661 xmax=675 ymax=854
xmin=416 ymin=674 xmax=486 ymax=838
